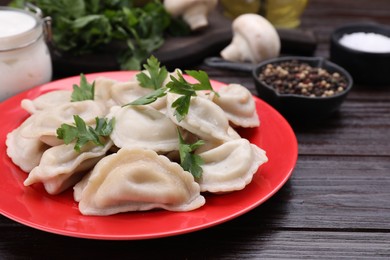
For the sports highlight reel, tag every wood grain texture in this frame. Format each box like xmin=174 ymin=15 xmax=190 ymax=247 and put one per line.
xmin=1 ymin=215 xmax=390 ymax=259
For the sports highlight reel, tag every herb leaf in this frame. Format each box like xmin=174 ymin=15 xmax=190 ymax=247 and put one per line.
xmin=94 ymin=117 xmax=116 ymax=137
xmin=129 ymin=56 xmax=216 ymax=121
xmin=185 ymin=70 xmax=214 ymax=92
xmin=166 ymin=73 xmax=197 ymax=96
xmin=166 ymin=70 xmax=216 ymax=121
xmin=136 ymin=55 xmax=168 ymax=90
xmin=71 ymin=74 xmax=95 ymax=102
xmin=171 ymin=95 xmax=191 ymax=122
xmin=178 ymin=130 xmax=204 ymax=179
xmin=56 ymin=123 xmax=78 ymax=144
xmin=56 ymin=115 xmax=114 ymax=152
xmin=124 ymin=87 xmax=167 ymax=106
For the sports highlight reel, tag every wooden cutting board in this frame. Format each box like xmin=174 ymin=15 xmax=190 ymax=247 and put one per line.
xmin=52 ymin=10 xmax=316 ymax=78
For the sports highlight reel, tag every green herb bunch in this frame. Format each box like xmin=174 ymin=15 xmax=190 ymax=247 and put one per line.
xmin=10 ymin=0 xmax=189 ymax=70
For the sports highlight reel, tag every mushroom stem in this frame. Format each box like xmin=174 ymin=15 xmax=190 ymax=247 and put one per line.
xmin=220 ymin=40 xmax=241 ymax=62
xmin=221 ymin=33 xmax=252 ymax=63
xmin=182 ymin=4 xmax=208 ymax=30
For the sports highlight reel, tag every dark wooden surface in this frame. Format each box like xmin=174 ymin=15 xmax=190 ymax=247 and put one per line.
xmin=1 ymin=0 xmax=390 ymax=259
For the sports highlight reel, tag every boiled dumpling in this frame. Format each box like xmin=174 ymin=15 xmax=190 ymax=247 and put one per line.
xmin=111 ymin=80 xmax=152 ymax=105
xmin=20 ymin=90 xmax=72 ymax=114
xmin=110 ymin=81 xmax=167 ymax=110
xmin=107 ymin=105 xmax=179 ymax=152
xmin=73 ymin=171 xmax=92 ymax=202
xmin=19 ymin=100 xmax=105 ymax=146
xmin=193 ymin=126 xmax=241 ymax=154
xmin=109 ymin=69 xmax=183 ymax=110
xmin=197 ymin=138 xmax=267 ymax=193
xmin=196 ymin=90 xmax=216 ymax=101
xmin=24 ymin=140 xmax=113 ymax=195
xmin=78 ymin=148 xmax=205 ymax=215
xmin=212 ymin=84 xmax=259 ymax=128
xmin=6 ymin=117 xmax=49 ymax=172
xmin=93 ymin=77 xmax=119 ymax=110
xmin=166 ymin=93 xmax=232 ymax=142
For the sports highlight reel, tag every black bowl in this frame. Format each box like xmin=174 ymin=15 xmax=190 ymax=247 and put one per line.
xmin=330 ymin=22 xmax=390 ymax=86
xmin=252 ymin=56 xmax=353 ymax=121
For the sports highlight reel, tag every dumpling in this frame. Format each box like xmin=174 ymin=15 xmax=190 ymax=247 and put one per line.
xmin=78 ymin=148 xmax=205 ymax=215
xmin=131 ymin=68 xmax=182 ymax=86
xmin=24 ymin=140 xmax=113 ymax=195
xmin=110 ymin=80 xmax=149 ymax=105
xmin=191 ymin=127 xmax=241 ymax=154
xmin=73 ymin=171 xmax=92 ymax=202
xmin=19 ymin=100 xmax=106 ymax=146
xmin=196 ymin=90 xmax=216 ymax=101
xmin=21 ymin=90 xmax=72 ymax=114
xmin=197 ymin=138 xmax=268 ymax=193
xmin=107 ymin=105 xmax=179 ymax=152
xmin=6 ymin=117 xmax=49 ymax=172
xmin=212 ymin=84 xmax=260 ymax=128
xmin=93 ymin=76 xmax=119 ymax=110
xmin=110 ymin=81 xmax=167 ymax=110
xmin=166 ymin=93 xmax=232 ymax=142
xmin=227 ymin=126 xmax=242 ymax=139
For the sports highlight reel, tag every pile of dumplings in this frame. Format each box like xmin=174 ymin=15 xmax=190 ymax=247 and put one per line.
xmin=6 ymin=70 xmax=268 ymax=216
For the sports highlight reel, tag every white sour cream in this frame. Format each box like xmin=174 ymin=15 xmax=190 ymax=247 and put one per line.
xmin=0 ymin=11 xmax=36 ymax=38
xmin=0 ymin=8 xmax=52 ymax=101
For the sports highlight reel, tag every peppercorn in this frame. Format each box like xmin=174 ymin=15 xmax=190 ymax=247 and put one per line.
xmin=258 ymin=60 xmax=348 ymax=97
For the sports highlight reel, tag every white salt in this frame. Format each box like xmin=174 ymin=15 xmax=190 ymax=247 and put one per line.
xmin=339 ymin=32 xmax=390 ymax=53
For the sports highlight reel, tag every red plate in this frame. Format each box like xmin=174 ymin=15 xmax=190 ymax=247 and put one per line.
xmin=0 ymin=71 xmax=297 ymax=240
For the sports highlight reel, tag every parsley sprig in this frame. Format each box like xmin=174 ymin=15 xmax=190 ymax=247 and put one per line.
xmin=56 ymin=115 xmax=115 ymax=152
xmin=71 ymin=74 xmax=95 ymax=102
xmin=125 ymin=56 xmax=217 ymax=122
xmin=166 ymin=70 xmax=216 ymax=122
xmin=178 ymin=130 xmax=204 ymax=179
xmin=136 ymin=55 xmax=168 ymax=90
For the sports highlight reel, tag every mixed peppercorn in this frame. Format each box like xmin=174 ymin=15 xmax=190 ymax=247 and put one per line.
xmin=258 ymin=60 xmax=348 ymax=97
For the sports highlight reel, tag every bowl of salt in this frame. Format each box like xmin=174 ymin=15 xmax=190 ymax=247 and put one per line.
xmin=330 ymin=22 xmax=390 ymax=86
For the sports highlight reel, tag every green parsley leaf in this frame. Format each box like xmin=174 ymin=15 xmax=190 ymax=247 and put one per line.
xmin=56 ymin=123 xmax=78 ymax=144
xmin=178 ymin=130 xmax=204 ymax=179
xmin=166 ymin=73 xmax=197 ymax=96
xmin=185 ymin=70 xmax=214 ymax=92
xmin=166 ymin=70 xmax=216 ymax=121
xmin=171 ymin=95 xmax=191 ymax=122
xmin=71 ymin=74 xmax=95 ymax=102
xmin=56 ymin=115 xmax=115 ymax=152
xmin=131 ymin=56 xmax=217 ymax=122
xmin=124 ymin=87 xmax=167 ymax=106
xmin=136 ymin=55 xmax=168 ymax=90
xmin=94 ymin=117 xmax=116 ymax=137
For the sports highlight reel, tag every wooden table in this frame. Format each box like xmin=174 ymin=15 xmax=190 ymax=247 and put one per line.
xmin=1 ymin=0 xmax=390 ymax=258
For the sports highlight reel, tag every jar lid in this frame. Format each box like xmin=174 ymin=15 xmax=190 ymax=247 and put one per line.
xmin=0 ymin=7 xmax=43 ymax=51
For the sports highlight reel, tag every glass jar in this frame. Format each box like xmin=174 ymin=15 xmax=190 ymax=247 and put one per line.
xmin=220 ymin=0 xmax=260 ymax=19
xmin=221 ymin=0 xmax=308 ymax=28
xmin=266 ymin=0 xmax=308 ymax=28
xmin=0 ymin=5 xmax=52 ymax=101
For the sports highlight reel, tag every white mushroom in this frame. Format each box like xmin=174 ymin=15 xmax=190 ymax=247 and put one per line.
xmin=164 ymin=0 xmax=218 ymax=31
xmin=220 ymin=13 xmax=281 ymax=63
